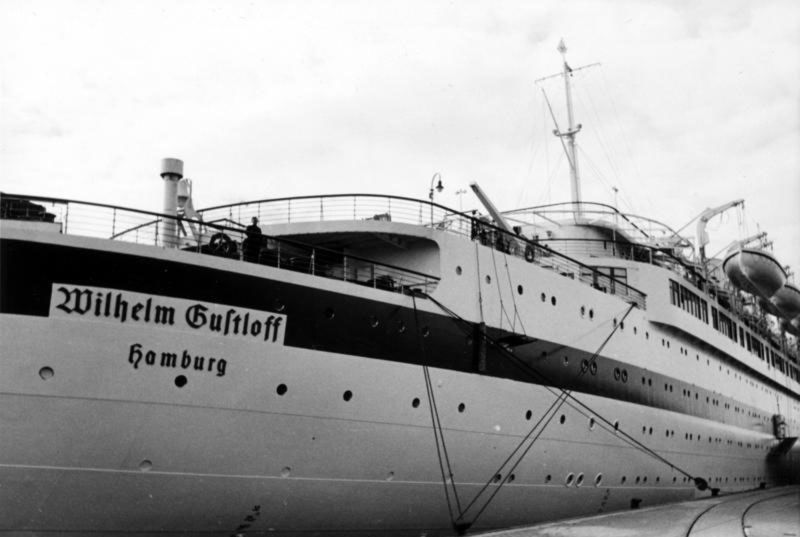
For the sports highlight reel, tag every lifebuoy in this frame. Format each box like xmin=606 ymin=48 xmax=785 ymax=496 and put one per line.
xmin=524 ymin=245 xmax=535 ymax=263
xmin=209 ymin=232 xmax=234 ymax=256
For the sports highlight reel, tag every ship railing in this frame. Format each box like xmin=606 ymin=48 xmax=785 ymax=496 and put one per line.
xmin=198 ymin=194 xmax=647 ymax=309
xmin=503 ymin=201 xmax=689 ymax=245
xmin=0 ymin=192 xmax=644 ymax=308
xmin=0 ymin=193 xmax=440 ymax=295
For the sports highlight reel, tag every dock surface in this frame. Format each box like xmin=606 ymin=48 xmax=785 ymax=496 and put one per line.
xmin=475 ymin=486 xmax=800 ymax=537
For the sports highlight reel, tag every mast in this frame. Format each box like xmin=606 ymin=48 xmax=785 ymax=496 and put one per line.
xmin=535 ymin=40 xmax=598 ymax=221
xmin=557 ymin=39 xmax=582 ymax=215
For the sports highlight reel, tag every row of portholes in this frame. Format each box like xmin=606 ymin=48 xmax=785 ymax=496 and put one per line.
xmin=273 ymin=383 xmax=768 ymax=449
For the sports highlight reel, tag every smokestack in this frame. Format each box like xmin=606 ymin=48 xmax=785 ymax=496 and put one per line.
xmin=160 ymin=158 xmax=183 ymax=248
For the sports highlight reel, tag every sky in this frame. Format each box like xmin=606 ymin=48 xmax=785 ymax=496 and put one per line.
xmin=1 ymin=0 xmax=798 ymax=275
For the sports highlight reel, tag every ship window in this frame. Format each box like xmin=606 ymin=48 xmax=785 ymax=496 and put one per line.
xmin=668 ymin=279 xmax=708 ymax=323
xmin=458 ymin=403 xmax=466 ymax=413
xmin=276 ymin=384 xmax=288 ymax=396
xmin=456 ymin=266 xmax=462 ymax=275
xmin=412 ymin=397 xmax=420 ymax=408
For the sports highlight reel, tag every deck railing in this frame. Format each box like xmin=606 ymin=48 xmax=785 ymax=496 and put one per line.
xmin=0 ymin=193 xmax=439 ymax=295
xmin=198 ymin=194 xmax=647 ymax=309
xmin=1 ymin=192 xmax=646 ymax=308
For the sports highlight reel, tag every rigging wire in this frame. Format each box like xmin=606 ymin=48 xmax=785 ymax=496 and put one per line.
xmin=411 ymin=294 xmax=463 ymax=528
xmin=415 ymin=292 xmax=709 ymax=532
xmin=453 ymin=302 xmax=637 ymax=530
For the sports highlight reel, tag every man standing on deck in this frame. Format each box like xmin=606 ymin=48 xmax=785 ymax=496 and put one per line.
xmin=244 ymin=216 xmax=262 ymax=262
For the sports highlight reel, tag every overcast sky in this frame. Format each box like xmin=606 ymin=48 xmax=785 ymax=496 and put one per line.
xmin=1 ymin=0 xmax=798 ymax=274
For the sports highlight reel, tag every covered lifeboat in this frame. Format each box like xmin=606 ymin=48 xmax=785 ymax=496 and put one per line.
xmin=770 ymin=282 xmax=800 ymax=320
xmin=723 ymin=247 xmax=787 ymax=299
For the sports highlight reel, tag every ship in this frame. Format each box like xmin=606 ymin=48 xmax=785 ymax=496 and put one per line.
xmin=1 ymin=42 xmax=799 ymax=536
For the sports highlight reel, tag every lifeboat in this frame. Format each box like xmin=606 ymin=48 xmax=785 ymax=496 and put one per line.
xmin=770 ymin=283 xmax=800 ymax=320
xmin=723 ymin=248 xmax=786 ymax=299
xmin=783 ymin=317 xmax=800 ymax=337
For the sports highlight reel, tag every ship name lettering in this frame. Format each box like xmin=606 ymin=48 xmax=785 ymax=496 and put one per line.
xmin=185 ymin=304 xmax=283 ymax=342
xmin=128 ymin=343 xmax=227 ymax=377
xmin=55 ymin=286 xmax=175 ymax=326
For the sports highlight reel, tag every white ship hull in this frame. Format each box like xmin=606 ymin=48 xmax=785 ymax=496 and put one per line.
xmin=2 ymin=220 xmax=798 ymax=536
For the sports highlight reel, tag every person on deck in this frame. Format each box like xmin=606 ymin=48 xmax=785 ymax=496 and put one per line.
xmin=244 ymin=216 xmax=262 ymax=262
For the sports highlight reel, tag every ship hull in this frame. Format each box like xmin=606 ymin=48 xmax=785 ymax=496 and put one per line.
xmin=1 ymin=229 xmax=797 ymax=535
xmin=0 ymin=312 xmax=756 ymax=535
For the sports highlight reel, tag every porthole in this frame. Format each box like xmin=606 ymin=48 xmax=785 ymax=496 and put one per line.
xmin=590 ymin=362 xmax=597 ymax=375
xmin=589 ymin=417 xmax=596 ymax=430
xmin=517 ymin=285 xmax=524 ymax=295
xmin=645 ymin=331 xmax=649 ymax=339
xmin=581 ymin=359 xmax=590 ymax=373
xmin=369 ymin=316 xmax=379 ymax=328
xmin=580 ymin=306 xmax=586 ymax=316
xmin=565 ymin=473 xmax=575 ymax=486
xmin=563 ymin=356 xmax=569 ymax=366
xmin=589 ymin=309 xmax=594 ymax=319
xmin=545 ymin=474 xmax=552 ymax=483
xmin=343 ymin=390 xmax=353 ymax=402
xmin=397 ymin=321 xmax=407 ymax=334
xmin=458 ymin=403 xmax=466 ymax=413
xmin=614 ymin=367 xmax=621 ymax=381
xmin=525 ymin=410 xmax=533 ymax=420
xmin=276 ymin=384 xmax=288 ymax=396
xmin=486 ymin=275 xmax=491 ymax=284
xmin=38 ymin=367 xmax=54 ymax=380
xmin=559 ymin=414 xmax=566 ymax=425
xmin=421 ymin=326 xmax=430 ymax=337
xmin=576 ymin=473 xmax=585 ymax=487
xmin=455 ymin=266 xmax=463 ymax=275
xmin=324 ymin=307 xmax=335 ymax=319
xmin=273 ymin=299 xmax=286 ymax=312
xmin=540 ymin=292 xmax=546 ymax=302
xmin=633 ymin=327 xmax=638 ymax=335
xmin=613 ymin=420 xmax=620 ymax=431
xmin=551 ymin=296 xmax=557 ymax=306
xmin=508 ymin=473 xmax=516 ymax=483
xmin=621 ymin=476 xmax=627 ymax=484
xmin=594 ymin=473 xmax=603 ymax=486
xmin=412 ymin=397 xmax=420 ymax=408
xmin=174 ymin=375 xmax=187 ymax=388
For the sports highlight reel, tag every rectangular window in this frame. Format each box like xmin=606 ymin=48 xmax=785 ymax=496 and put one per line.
xmin=668 ymin=279 xmax=708 ymax=324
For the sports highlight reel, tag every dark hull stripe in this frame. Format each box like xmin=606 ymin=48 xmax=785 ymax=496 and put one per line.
xmin=0 ymin=237 xmax=778 ymax=433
